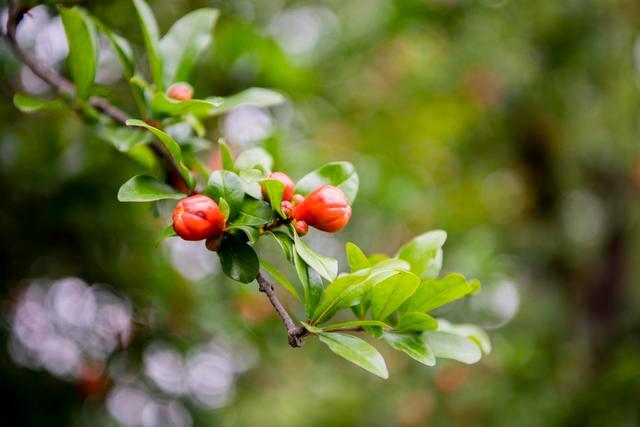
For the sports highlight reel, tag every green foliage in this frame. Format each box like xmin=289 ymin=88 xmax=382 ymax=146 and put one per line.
xmin=314 ymin=329 xmax=389 ymax=379
xmin=117 ymin=175 xmax=185 ymax=201
xmin=296 ymin=161 xmax=359 ymax=203
xmin=58 ymin=7 xmax=98 ymax=100
xmin=13 ymin=94 xmax=65 ymax=113
xmin=132 ymin=0 xmax=163 ymax=90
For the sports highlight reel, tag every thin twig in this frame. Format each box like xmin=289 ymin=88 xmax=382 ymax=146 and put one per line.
xmin=3 ymin=1 xmax=188 ymax=191
xmin=256 ymin=273 xmax=309 ymax=347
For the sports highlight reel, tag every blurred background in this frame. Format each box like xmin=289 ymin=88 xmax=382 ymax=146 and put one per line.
xmin=1 ymin=0 xmax=640 ymax=426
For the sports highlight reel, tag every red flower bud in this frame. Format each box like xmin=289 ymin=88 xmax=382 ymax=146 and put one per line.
xmin=292 ymin=185 xmax=351 ymax=233
xmin=167 ymin=82 xmax=194 ymax=101
xmin=173 ymin=195 xmax=226 ymax=241
xmin=281 ymin=200 xmax=293 ymax=217
xmin=293 ymin=219 xmax=309 ymax=236
xmin=262 ymin=172 xmax=295 ymax=201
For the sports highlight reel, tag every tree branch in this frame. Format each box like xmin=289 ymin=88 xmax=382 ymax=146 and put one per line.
xmin=3 ymin=1 xmax=189 ymax=192
xmin=256 ymin=273 xmax=309 ymax=347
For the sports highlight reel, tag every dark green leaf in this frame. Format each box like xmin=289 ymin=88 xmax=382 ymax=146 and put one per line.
xmin=402 ymin=273 xmax=475 ymax=314
xmin=396 ymin=230 xmax=447 ymax=280
xmin=321 ymin=320 xmax=390 ymax=331
xmin=369 ymin=270 xmax=421 ymax=320
xmin=155 ymin=224 xmax=176 ymax=246
xmin=317 ymin=332 xmax=388 ymax=379
xmin=208 ymin=88 xmax=285 ymax=116
xmin=132 ymin=0 xmax=164 ymax=90
xmin=230 ymin=199 xmax=273 ymax=226
xmin=262 ymin=179 xmax=285 ymax=218
xmin=423 ymin=331 xmax=482 ymax=364
xmin=296 ymin=161 xmax=359 ymax=204
xmin=225 ymin=225 xmax=260 ymax=244
xmin=260 ymin=259 xmax=300 ymax=302
xmin=13 ymin=94 xmax=65 ymax=113
xmin=293 ymin=231 xmax=338 ymax=282
xmin=159 ymin=8 xmax=219 ymax=85
xmin=395 ymin=312 xmax=438 ymax=332
xmin=206 ymin=170 xmax=244 ymax=214
xmin=59 ymin=7 xmax=98 ymax=100
xmin=117 ymin=175 xmax=185 ymax=202
xmin=383 ymin=332 xmax=435 ymax=366
xmin=346 ymin=242 xmax=371 ymax=272
xmin=96 ymin=126 xmax=152 ymax=152
xmin=218 ymin=234 xmax=259 ymax=283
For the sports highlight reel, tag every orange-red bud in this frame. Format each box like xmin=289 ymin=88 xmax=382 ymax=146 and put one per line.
xmin=167 ymin=82 xmax=194 ymax=101
xmin=291 ymin=185 xmax=351 ymax=233
xmin=173 ymin=195 xmax=226 ymax=241
xmin=293 ymin=220 xmax=309 ymax=236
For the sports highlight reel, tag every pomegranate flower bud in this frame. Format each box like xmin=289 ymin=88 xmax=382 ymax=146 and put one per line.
xmin=292 ymin=185 xmax=351 ymax=233
xmin=293 ymin=219 xmax=309 ymax=236
xmin=262 ymin=172 xmax=295 ymax=201
xmin=173 ymin=195 xmax=226 ymax=241
xmin=281 ymin=200 xmax=294 ymax=217
xmin=167 ymin=82 xmax=194 ymax=101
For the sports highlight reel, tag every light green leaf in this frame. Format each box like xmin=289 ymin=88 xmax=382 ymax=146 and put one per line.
xmin=260 ymin=259 xmax=300 ymax=302
xmin=311 ymin=270 xmax=372 ymax=324
xmin=150 ymin=92 xmax=222 ymax=116
xmin=317 ymin=332 xmax=388 ymax=379
xmin=396 ymin=230 xmax=447 ymax=280
xmin=218 ymin=197 xmax=230 ymax=221
xmin=59 ymin=6 xmax=98 ymax=100
xmin=383 ymin=332 xmax=435 ymax=366
xmin=321 ymin=320 xmax=390 ymax=331
xmin=436 ymin=319 xmax=491 ymax=354
xmin=208 ymin=88 xmax=286 ymax=116
xmin=423 ymin=330 xmax=482 ymax=364
xmin=239 ymin=168 xmax=266 ymax=199
xmin=125 ymin=119 xmax=192 ymax=187
xmin=262 ymin=179 xmax=285 ymax=218
xmin=219 ymin=140 xmax=236 ymax=172
xmin=395 ymin=312 xmax=438 ymax=332
xmin=369 ymin=271 xmax=421 ymax=320
xmin=235 ymin=147 xmax=273 ymax=173
xmin=92 ymin=18 xmax=135 ymax=77
xmin=96 ymin=126 xmax=152 ymax=152
xmin=230 ymin=199 xmax=273 ymax=226
xmin=159 ymin=8 xmax=219 ymax=85
xmin=293 ymin=231 xmax=338 ymax=282
xmin=346 ymin=242 xmax=371 ymax=272
xmin=13 ymin=94 xmax=65 ymax=113
xmin=293 ymin=250 xmax=324 ymax=319
xmin=155 ymin=224 xmax=177 ymax=246
xmin=206 ymin=170 xmax=245 ymax=214
xmin=117 ymin=175 xmax=185 ymax=202
xmin=296 ymin=161 xmax=359 ymax=204
xmin=403 ymin=273 xmax=475 ymax=314
xmin=218 ymin=234 xmax=259 ymax=283
xmin=132 ymin=0 xmax=163 ymax=90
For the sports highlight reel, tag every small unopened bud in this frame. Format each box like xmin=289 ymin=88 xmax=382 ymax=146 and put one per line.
xmin=167 ymin=82 xmax=194 ymax=101
xmin=293 ymin=220 xmax=309 ymax=236
xmin=281 ymin=200 xmax=293 ymax=217
xmin=205 ymin=236 xmax=223 ymax=252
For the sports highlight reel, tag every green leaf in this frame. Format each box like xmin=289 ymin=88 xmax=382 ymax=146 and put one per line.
xmin=230 ymin=199 xmax=273 ymax=226
xmin=436 ymin=319 xmax=491 ymax=354
xmin=317 ymin=332 xmax=388 ymax=379
xmin=92 ymin=18 xmax=135 ymax=77
xmin=296 ymin=161 xmax=359 ymax=204
xmin=155 ymin=224 xmax=176 ymax=246
xmin=59 ymin=7 xmax=98 ymax=100
xmin=219 ymin=140 xmax=236 ymax=172
xmin=293 ymin=250 xmax=324 ymax=319
xmin=150 ymin=92 xmax=222 ymax=116
xmin=321 ymin=320 xmax=390 ymax=331
xmin=346 ymin=242 xmax=371 ymax=272
xmin=260 ymin=259 xmax=300 ymax=302
xmin=125 ymin=119 xmax=193 ymax=187
xmin=225 ymin=225 xmax=260 ymax=244
xmin=293 ymin=231 xmax=338 ymax=282
xmin=132 ymin=0 xmax=164 ymax=90
xmin=208 ymin=88 xmax=286 ymax=116
xmin=96 ymin=126 xmax=152 ymax=152
xmin=117 ymin=175 xmax=185 ymax=202
xmin=218 ymin=197 xmax=230 ymax=221
xmin=218 ymin=234 xmax=259 ymax=283
xmin=235 ymin=147 xmax=273 ymax=173
xmin=403 ymin=273 xmax=475 ymax=314
xmin=383 ymin=332 xmax=435 ymax=366
xmin=13 ymin=94 xmax=65 ymax=113
xmin=268 ymin=231 xmax=294 ymax=262
xmin=159 ymin=8 xmax=219 ymax=85
xmin=423 ymin=331 xmax=482 ymax=364
xmin=262 ymin=179 xmax=285 ymax=218
xmin=369 ymin=271 xmax=421 ymax=320
xmin=396 ymin=230 xmax=447 ymax=280
xmin=206 ymin=170 xmax=244 ymax=214
xmin=395 ymin=312 xmax=438 ymax=332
